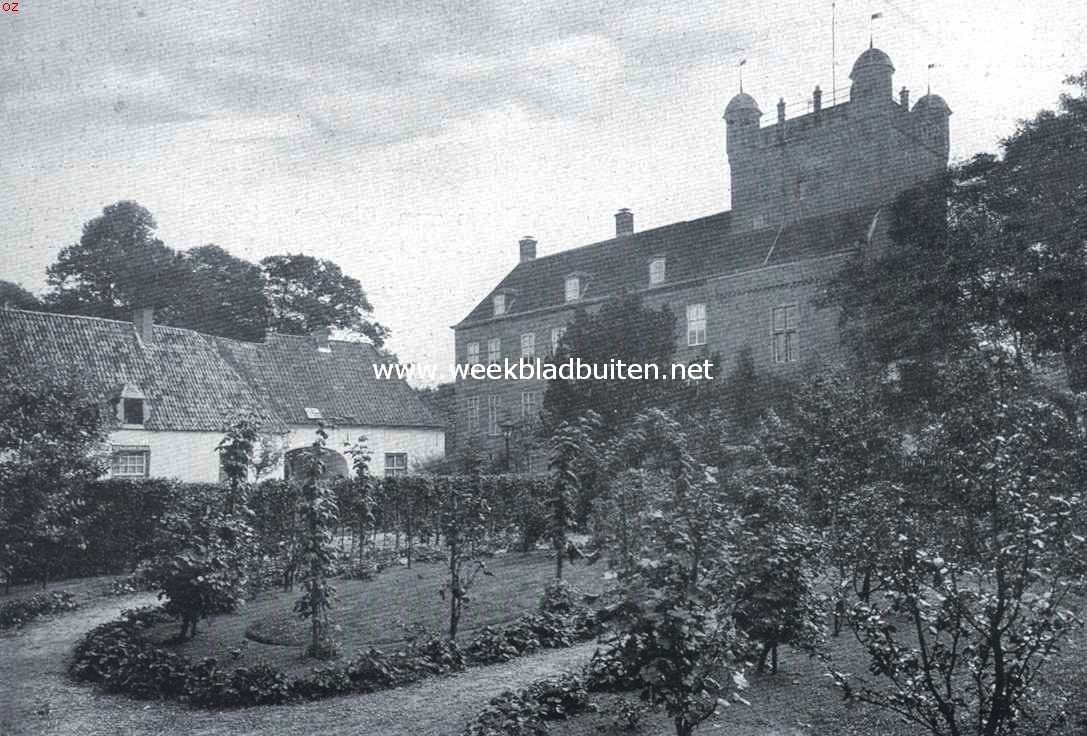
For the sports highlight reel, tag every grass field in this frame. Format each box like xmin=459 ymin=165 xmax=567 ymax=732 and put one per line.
xmin=144 ymin=550 xmax=608 ymax=675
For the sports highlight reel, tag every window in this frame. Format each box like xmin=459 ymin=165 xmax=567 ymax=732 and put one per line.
xmin=466 ymin=397 xmax=480 ymax=433
xmin=551 ymin=325 xmax=566 ymax=355
xmin=304 ymin=407 xmax=323 ymax=420
xmin=384 ymin=453 xmax=408 ymax=477
xmin=520 ymin=333 xmax=535 ymax=361
xmin=493 ymin=294 xmax=507 ymax=317
xmin=649 ymin=257 xmax=666 ymax=285
xmin=564 ymin=275 xmax=580 ymax=302
xmin=686 ymin=303 xmax=707 ymax=346
xmin=487 ymin=395 xmax=501 ymax=436
xmin=487 ymin=338 xmax=501 ymax=364
xmin=111 ymin=448 xmax=148 ymax=478
xmin=772 ymin=304 xmax=799 ymax=363
xmin=121 ymin=397 xmax=145 ymax=425
xmin=521 ymin=391 xmax=538 ymax=423
xmin=466 ymin=341 xmax=480 ymax=365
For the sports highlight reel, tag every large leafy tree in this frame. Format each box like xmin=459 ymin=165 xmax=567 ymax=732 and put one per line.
xmin=0 ymin=281 xmax=42 ymax=310
xmin=260 ymin=253 xmax=388 ymax=346
xmin=831 ymin=71 xmax=1087 ymax=392
xmin=45 ymin=201 xmax=187 ymax=321
xmin=176 ymin=245 xmax=269 ymax=341
xmin=541 ymin=292 xmax=675 ymax=436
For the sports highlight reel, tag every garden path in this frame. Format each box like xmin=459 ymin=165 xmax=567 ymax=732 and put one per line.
xmin=0 ymin=591 xmax=598 ymax=736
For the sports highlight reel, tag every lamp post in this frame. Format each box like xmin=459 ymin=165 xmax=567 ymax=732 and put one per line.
xmin=499 ymin=420 xmax=514 ymax=472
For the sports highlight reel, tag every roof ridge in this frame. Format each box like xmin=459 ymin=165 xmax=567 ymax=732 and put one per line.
xmin=518 ymin=209 xmax=732 ymax=267
xmin=0 ymin=306 xmax=137 ymax=327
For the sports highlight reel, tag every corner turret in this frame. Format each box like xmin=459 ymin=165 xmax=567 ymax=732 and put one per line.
xmin=850 ymin=46 xmax=895 ymax=107
xmin=724 ymin=92 xmax=762 ymax=155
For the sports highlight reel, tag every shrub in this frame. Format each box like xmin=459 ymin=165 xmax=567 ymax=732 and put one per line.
xmin=465 ymin=625 xmax=522 ymax=664
xmin=0 ymin=591 xmax=79 ymax=630
xmin=461 ymin=674 xmax=593 ymax=736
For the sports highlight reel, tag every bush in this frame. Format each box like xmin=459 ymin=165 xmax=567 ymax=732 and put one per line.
xmin=461 ymin=674 xmax=593 ymax=736
xmin=0 ymin=591 xmax=79 ymax=630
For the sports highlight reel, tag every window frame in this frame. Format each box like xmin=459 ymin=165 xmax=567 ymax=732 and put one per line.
xmin=487 ymin=337 xmax=501 ymax=365
xmin=520 ymin=333 xmax=535 ymax=361
xmin=466 ymin=396 xmax=480 ymax=434
xmin=520 ymin=390 xmax=538 ymax=423
xmin=771 ymin=303 xmax=799 ymax=364
xmin=466 ymin=341 xmax=480 ymax=365
xmin=564 ymin=275 xmax=580 ymax=303
xmin=649 ymin=257 xmax=666 ymax=285
xmin=493 ymin=293 xmax=507 ymax=317
xmin=487 ymin=395 xmax=501 ymax=436
xmin=686 ymin=303 xmax=707 ymax=347
xmin=111 ymin=447 xmax=149 ymax=478
xmin=550 ymin=325 xmax=566 ymax=356
xmin=384 ymin=452 xmax=409 ymax=477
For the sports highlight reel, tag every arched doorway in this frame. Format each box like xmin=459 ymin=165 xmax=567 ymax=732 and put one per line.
xmin=284 ymin=446 xmax=349 ymax=482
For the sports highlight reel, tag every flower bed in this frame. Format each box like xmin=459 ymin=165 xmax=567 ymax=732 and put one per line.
xmin=0 ymin=591 xmax=79 ymax=631
xmin=69 ymin=596 xmax=604 ymax=709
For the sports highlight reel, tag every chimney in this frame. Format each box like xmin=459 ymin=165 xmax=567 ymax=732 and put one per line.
xmin=311 ymin=326 xmax=332 ymax=352
xmin=614 ymin=208 xmax=634 ymax=237
xmin=777 ymin=97 xmax=786 ymax=125
xmin=899 ymin=86 xmax=910 ymax=110
xmin=519 ymin=236 xmax=537 ymax=263
xmin=133 ymin=307 xmax=154 ymax=344
xmin=813 ymin=86 xmax=822 ymax=112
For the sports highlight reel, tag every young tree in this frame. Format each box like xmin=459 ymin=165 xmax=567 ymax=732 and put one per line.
xmin=294 ymin=424 xmax=341 ymax=659
xmin=216 ymin=412 xmax=263 ymax=515
xmin=835 ymin=361 xmax=1087 ymax=736
xmin=600 ymin=410 xmax=745 ymax=736
xmin=439 ymin=466 xmax=492 ymax=640
xmin=546 ymin=413 xmax=599 ymax=580
xmin=260 ymin=253 xmax=388 ymax=346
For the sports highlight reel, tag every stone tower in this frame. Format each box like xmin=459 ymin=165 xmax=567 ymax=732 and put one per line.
xmin=724 ymin=47 xmax=951 ymax=233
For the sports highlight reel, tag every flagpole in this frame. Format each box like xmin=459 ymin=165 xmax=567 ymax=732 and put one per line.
xmin=831 ymin=2 xmax=837 ymax=105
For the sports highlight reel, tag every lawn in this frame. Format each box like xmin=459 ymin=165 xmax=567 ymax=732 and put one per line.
xmin=144 ymin=550 xmax=609 ymax=676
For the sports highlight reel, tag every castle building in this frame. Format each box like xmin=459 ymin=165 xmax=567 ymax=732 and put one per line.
xmin=452 ymin=47 xmax=951 ymax=466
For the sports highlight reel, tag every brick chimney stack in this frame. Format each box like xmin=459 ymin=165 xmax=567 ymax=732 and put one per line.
xmin=813 ymin=86 xmax=822 ymax=112
xmin=899 ymin=86 xmax=910 ymax=109
xmin=519 ymin=236 xmax=537 ymax=263
xmin=133 ymin=307 xmax=154 ymax=344
xmin=614 ymin=208 xmax=634 ymax=237
xmin=311 ymin=326 xmax=332 ymax=352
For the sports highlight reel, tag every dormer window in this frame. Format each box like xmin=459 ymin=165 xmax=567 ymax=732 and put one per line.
xmin=115 ymin=383 xmax=146 ymax=427
xmin=564 ymin=275 xmax=581 ymax=302
xmin=649 ymin=257 xmax=666 ymax=285
xmin=493 ymin=293 xmax=507 ymax=317
xmin=122 ymin=398 xmax=144 ymax=425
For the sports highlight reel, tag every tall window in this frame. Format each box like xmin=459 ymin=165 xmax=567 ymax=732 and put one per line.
xmin=466 ymin=397 xmax=480 ymax=433
xmin=520 ymin=333 xmax=535 ymax=360
xmin=551 ymin=325 xmax=566 ymax=355
xmin=466 ymin=341 xmax=480 ymax=365
xmin=487 ymin=395 xmax=502 ymax=436
xmin=122 ymin=397 xmax=145 ymax=425
xmin=686 ymin=303 xmax=707 ymax=347
xmin=521 ymin=391 xmax=538 ymax=423
xmin=649 ymin=257 xmax=666 ymax=285
xmin=564 ymin=275 xmax=580 ymax=302
xmin=493 ymin=293 xmax=507 ymax=317
xmin=111 ymin=448 xmax=149 ymax=478
xmin=772 ymin=304 xmax=799 ymax=363
xmin=487 ymin=337 xmax=501 ymax=364
xmin=384 ymin=453 xmax=408 ymax=477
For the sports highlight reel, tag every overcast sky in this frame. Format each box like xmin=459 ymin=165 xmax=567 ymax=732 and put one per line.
xmin=1 ymin=0 xmax=1084 ymax=382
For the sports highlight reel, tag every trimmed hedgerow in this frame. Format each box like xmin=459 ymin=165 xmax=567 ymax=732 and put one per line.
xmin=69 ymin=598 xmax=604 ymax=709
xmin=0 ymin=591 xmax=79 ymax=630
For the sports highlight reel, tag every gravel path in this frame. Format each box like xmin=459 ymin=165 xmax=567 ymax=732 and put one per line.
xmin=0 ymin=594 xmax=598 ymax=736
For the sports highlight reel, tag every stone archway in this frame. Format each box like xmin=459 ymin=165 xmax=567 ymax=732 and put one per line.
xmin=284 ymin=446 xmax=349 ymax=482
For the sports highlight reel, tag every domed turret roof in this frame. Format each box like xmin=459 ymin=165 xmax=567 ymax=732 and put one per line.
xmin=913 ymin=92 xmax=951 ymax=115
xmin=850 ymin=47 xmax=895 ymax=78
xmin=724 ymin=92 xmax=762 ymax=119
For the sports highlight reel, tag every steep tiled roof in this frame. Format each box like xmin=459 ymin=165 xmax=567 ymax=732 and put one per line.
xmin=457 ymin=206 xmax=875 ymax=326
xmin=0 ymin=309 xmax=443 ymax=432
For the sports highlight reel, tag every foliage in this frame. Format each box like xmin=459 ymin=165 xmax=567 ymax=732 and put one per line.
xmin=260 ymin=253 xmax=388 ymax=346
xmin=0 ymin=280 xmax=42 ymax=310
xmin=175 ymin=244 xmax=268 ymax=341
xmin=0 ymin=351 xmax=107 ymax=587
xmin=541 ymin=292 xmax=676 ymax=436
xmin=143 ymin=484 xmax=252 ymax=639
xmin=829 ymin=71 xmax=1087 ymax=390
xmin=216 ymin=412 xmax=263 ymax=514
xmin=601 ymin=410 xmax=746 ymax=736
xmin=293 ymin=424 xmax=341 ymax=659
xmin=835 ymin=364 xmax=1087 ymax=736
xmin=461 ymin=674 xmax=593 ymax=736
xmin=0 ymin=591 xmax=79 ymax=630
xmin=546 ymin=413 xmax=600 ymax=580
xmin=439 ymin=471 xmax=493 ymax=639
